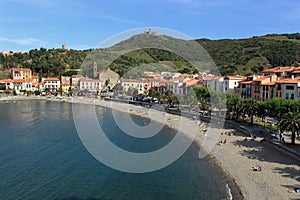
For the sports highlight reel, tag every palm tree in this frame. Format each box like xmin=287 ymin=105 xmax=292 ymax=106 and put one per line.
xmin=257 ymin=101 xmax=267 ymax=125
xmin=245 ymin=98 xmax=260 ymax=124
xmin=278 ymin=112 xmax=300 ymax=144
xmin=226 ymin=94 xmax=240 ymax=120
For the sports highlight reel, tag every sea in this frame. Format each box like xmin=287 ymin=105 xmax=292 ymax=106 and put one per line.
xmin=0 ymin=100 xmax=230 ymax=200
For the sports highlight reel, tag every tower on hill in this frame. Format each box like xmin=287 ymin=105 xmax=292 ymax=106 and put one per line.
xmin=144 ymin=28 xmax=157 ymax=36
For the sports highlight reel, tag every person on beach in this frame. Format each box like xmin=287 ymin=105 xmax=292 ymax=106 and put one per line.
xmin=218 ymin=139 xmax=226 ymax=145
xmin=251 ymin=165 xmax=262 ymax=171
xmin=288 ymin=188 xmax=300 ymax=193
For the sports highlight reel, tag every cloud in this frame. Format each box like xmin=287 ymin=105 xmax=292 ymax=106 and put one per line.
xmin=0 ymin=36 xmax=49 ymax=46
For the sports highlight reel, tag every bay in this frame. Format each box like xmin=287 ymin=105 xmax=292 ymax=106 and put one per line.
xmin=0 ymin=101 xmax=228 ymax=200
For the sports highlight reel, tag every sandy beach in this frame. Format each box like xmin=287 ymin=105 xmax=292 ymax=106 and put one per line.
xmin=2 ymin=96 xmax=300 ymax=199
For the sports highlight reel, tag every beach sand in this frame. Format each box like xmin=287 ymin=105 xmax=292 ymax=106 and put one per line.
xmin=2 ymin=96 xmax=300 ymax=199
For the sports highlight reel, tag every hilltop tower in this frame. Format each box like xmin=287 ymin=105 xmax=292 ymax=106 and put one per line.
xmin=62 ymin=43 xmax=67 ymax=50
xmin=144 ymin=28 xmax=157 ymax=36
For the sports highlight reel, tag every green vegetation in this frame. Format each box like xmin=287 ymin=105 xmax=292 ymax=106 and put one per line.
xmin=0 ymin=33 xmax=299 ymax=77
xmin=278 ymin=112 xmax=300 ymax=144
xmin=0 ymin=48 xmax=90 ymax=77
xmin=196 ymin=33 xmax=300 ymax=75
xmin=191 ymin=86 xmax=300 ymax=143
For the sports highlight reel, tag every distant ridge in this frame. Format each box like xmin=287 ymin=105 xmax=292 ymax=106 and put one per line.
xmin=0 ymin=33 xmax=299 ymax=77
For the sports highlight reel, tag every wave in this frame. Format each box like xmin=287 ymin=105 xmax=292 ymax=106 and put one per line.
xmin=226 ymin=183 xmax=233 ymax=200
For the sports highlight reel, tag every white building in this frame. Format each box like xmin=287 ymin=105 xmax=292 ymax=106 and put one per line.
xmin=78 ymin=78 xmax=103 ymax=91
xmin=203 ymin=76 xmax=224 ymax=92
xmin=223 ymin=75 xmax=245 ymax=94
xmin=121 ymin=79 xmax=150 ymax=94
xmin=43 ymin=78 xmax=61 ymax=92
xmin=166 ymin=78 xmax=184 ymax=95
xmin=276 ymin=78 xmax=300 ymax=100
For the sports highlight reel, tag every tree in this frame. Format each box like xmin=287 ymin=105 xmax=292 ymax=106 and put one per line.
xmin=244 ymin=98 xmax=260 ymax=124
xmin=58 ymin=87 xmax=63 ymax=96
xmin=278 ymin=112 xmax=300 ymax=144
xmin=226 ymin=94 xmax=240 ymax=119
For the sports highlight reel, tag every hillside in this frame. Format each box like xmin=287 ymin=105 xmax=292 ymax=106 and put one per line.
xmin=0 ymin=33 xmax=299 ymax=78
xmin=196 ymin=33 xmax=300 ymax=75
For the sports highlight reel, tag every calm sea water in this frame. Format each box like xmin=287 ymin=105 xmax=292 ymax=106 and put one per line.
xmin=0 ymin=101 xmax=229 ymax=200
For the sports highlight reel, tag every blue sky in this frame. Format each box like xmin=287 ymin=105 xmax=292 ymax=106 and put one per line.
xmin=0 ymin=0 xmax=299 ymax=52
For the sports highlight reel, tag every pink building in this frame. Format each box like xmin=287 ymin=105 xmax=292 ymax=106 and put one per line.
xmin=10 ymin=68 xmax=32 ymax=80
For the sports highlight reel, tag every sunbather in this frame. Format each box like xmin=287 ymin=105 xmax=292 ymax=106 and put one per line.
xmin=251 ymin=165 xmax=262 ymax=171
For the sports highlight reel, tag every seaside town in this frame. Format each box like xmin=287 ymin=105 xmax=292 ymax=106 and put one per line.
xmin=2 ymin=0 xmax=300 ymax=199
xmin=1 ymin=63 xmax=300 ymax=101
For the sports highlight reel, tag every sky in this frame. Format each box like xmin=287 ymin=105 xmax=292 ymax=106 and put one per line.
xmin=0 ymin=0 xmax=299 ymax=52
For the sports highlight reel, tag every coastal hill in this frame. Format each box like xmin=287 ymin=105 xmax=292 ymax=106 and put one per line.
xmin=0 ymin=33 xmax=299 ymax=78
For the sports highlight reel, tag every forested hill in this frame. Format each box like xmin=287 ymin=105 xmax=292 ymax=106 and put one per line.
xmin=196 ymin=33 xmax=300 ymax=75
xmin=0 ymin=33 xmax=299 ymax=78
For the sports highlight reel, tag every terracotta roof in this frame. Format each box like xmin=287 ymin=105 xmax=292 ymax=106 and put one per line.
xmin=262 ymin=66 xmax=294 ymax=73
xmin=44 ymin=78 xmax=60 ymax=81
xmin=275 ymin=78 xmax=300 ymax=84
xmin=253 ymin=76 xmax=270 ymax=82
xmin=240 ymin=81 xmax=253 ymax=84
xmin=11 ymin=79 xmax=32 ymax=83
xmin=0 ymin=79 xmax=12 ymax=83
xmin=11 ymin=68 xmax=31 ymax=71
xmin=261 ymin=82 xmax=276 ymax=86
xmin=31 ymin=76 xmax=39 ymax=79
xmin=202 ymin=77 xmax=214 ymax=81
xmin=225 ymin=75 xmax=245 ymax=80
xmin=167 ymin=77 xmax=184 ymax=83
xmin=185 ymin=79 xmax=200 ymax=86
xmin=182 ymin=73 xmax=194 ymax=77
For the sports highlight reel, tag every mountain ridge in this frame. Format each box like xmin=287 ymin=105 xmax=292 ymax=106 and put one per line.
xmin=0 ymin=33 xmax=299 ymax=78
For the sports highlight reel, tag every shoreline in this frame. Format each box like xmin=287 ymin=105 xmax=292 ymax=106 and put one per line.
xmin=2 ymin=96 xmax=300 ymax=199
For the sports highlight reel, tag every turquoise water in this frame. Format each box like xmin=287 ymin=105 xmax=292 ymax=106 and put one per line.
xmin=0 ymin=101 xmax=228 ymax=200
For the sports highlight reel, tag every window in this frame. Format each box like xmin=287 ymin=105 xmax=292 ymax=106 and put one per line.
xmin=286 ymin=85 xmax=294 ymax=90
xmin=277 ymin=84 xmax=281 ymax=90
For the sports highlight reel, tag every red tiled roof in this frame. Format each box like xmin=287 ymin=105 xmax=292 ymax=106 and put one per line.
xmin=240 ymin=81 xmax=253 ymax=84
xmin=0 ymin=79 xmax=12 ymax=83
xmin=11 ymin=68 xmax=31 ymax=71
xmin=275 ymin=78 xmax=300 ymax=84
xmin=225 ymin=75 xmax=245 ymax=80
xmin=44 ymin=78 xmax=60 ymax=81
xmin=262 ymin=82 xmax=276 ymax=86
xmin=167 ymin=77 xmax=184 ymax=83
xmin=11 ymin=79 xmax=32 ymax=83
xmin=253 ymin=76 xmax=270 ymax=82
xmin=262 ymin=66 xmax=294 ymax=73
xmin=185 ymin=79 xmax=200 ymax=86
